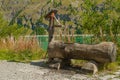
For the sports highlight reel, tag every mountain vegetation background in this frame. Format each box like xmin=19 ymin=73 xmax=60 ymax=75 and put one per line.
xmin=0 ymin=0 xmax=120 ymax=37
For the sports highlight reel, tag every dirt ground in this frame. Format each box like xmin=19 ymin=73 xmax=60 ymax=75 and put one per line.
xmin=0 ymin=60 xmax=120 ymax=80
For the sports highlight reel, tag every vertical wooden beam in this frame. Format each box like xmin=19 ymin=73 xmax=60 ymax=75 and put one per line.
xmin=45 ymin=10 xmax=58 ymax=43
xmin=48 ymin=12 xmax=55 ymax=43
xmin=45 ymin=10 xmax=58 ymax=62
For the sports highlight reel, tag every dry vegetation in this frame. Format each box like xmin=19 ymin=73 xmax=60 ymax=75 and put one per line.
xmin=0 ymin=36 xmax=45 ymax=62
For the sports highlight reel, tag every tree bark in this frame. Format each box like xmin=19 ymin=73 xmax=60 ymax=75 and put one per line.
xmin=48 ymin=41 xmax=116 ymax=64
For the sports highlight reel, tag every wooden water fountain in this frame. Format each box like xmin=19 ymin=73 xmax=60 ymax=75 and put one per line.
xmin=45 ymin=10 xmax=117 ymax=74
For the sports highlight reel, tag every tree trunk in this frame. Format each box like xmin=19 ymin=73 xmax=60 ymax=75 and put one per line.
xmin=48 ymin=41 xmax=116 ymax=64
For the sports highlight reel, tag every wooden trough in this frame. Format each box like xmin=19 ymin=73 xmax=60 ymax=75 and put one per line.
xmin=48 ymin=41 xmax=116 ymax=64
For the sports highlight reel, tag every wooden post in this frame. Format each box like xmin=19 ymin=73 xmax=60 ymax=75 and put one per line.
xmin=45 ymin=10 xmax=58 ymax=43
xmin=45 ymin=10 xmax=58 ymax=62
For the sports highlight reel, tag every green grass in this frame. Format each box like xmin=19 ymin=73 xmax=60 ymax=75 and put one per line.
xmin=71 ymin=59 xmax=87 ymax=66
xmin=0 ymin=49 xmax=46 ymax=62
xmin=117 ymin=48 xmax=120 ymax=65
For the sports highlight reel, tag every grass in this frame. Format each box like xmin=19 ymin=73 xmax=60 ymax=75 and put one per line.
xmin=0 ymin=49 xmax=45 ymax=62
xmin=0 ymin=36 xmax=46 ymax=62
xmin=117 ymin=47 xmax=120 ymax=65
xmin=103 ymin=62 xmax=118 ymax=71
xmin=71 ymin=59 xmax=87 ymax=66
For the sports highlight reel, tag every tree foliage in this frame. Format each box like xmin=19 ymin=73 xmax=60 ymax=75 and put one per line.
xmin=34 ymin=27 xmax=46 ymax=35
xmin=0 ymin=0 xmax=120 ymax=41
xmin=0 ymin=13 xmax=32 ymax=38
xmin=66 ymin=0 xmax=120 ymax=42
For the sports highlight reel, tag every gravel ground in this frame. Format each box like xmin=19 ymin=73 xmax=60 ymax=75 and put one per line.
xmin=0 ymin=60 xmax=120 ymax=80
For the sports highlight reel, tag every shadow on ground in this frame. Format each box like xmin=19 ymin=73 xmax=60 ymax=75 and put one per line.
xmin=30 ymin=60 xmax=49 ymax=68
xmin=7 ymin=59 xmax=89 ymax=74
xmin=30 ymin=59 xmax=88 ymax=74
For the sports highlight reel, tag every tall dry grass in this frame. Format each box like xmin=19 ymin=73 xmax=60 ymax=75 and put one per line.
xmin=0 ymin=36 xmax=45 ymax=61
xmin=0 ymin=36 xmax=39 ymax=51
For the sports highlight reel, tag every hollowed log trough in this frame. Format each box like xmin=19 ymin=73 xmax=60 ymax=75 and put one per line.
xmin=48 ymin=41 xmax=116 ymax=64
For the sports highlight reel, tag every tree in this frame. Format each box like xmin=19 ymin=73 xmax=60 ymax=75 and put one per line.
xmin=34 ymin=27 xmax=46 ymax=35
xmin=0 ymin=13 xmax=32 ymax=38
xmin=69 ymin=0 xmax=120 ymax=43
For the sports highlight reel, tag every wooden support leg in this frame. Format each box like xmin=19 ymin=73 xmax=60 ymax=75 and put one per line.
xmin=48 ymin=58 xmax=71 ymax=70
xmin=81 ymin=61 xmax=98 ymax=74
xmin=61 ymin=59 xmax=71 ymax=67
xmin=47 ymin=58 xmax=54 ymax=63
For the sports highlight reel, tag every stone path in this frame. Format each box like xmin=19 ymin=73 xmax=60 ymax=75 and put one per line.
xmin=0 ymin=60 xmax=120 ymax=80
